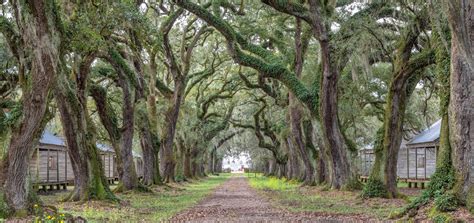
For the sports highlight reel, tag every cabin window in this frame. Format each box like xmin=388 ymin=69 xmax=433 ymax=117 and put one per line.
xmin=417 ymin=156 xmax=426 ymax=168
xmin=48 ymin=156 xmax=57 ymax=170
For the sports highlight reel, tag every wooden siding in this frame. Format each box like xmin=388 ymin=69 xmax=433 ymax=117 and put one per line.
xmin=358 ymin=146 xmax=437 ymax=180
xmin=134 ymin=157 xmax=144 ymax=177
xmin=29 ymin=145 xmax=72 ymax=184
xmin=101 ymin=153 xmax=115 ymax=179
xmin=30 ymin=143 xmax=145 ymax=185
xmin=397 ymin=147 xmax=436 ymax=180
xmin=358 ymin=150 xmax=374 ymax=177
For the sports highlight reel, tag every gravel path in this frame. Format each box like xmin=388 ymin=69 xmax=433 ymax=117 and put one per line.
xmin=169 ymin=176 xmax=350 ymax=222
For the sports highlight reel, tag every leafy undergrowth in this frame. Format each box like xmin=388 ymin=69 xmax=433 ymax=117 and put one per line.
xmin=39 ymin=174 xmax=230 ymax=222
xmin=248 ymin=175 xmax=408 ymax=220
xmin=0 ymin=193 xmax=8 ymax=219
xmin=395 ymin=201 xmax=474 ymax=222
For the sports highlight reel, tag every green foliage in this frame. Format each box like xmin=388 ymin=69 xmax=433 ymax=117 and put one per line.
xmin=342 ymin=176 xmax=363 ymax=191
xmin=32 ymin=204 xmax=68 ymax=223
xmin=362 ymin=177 xmax=387 ymax=198
xmin=431 ymin=214 xmax=452 ymax=223
xmin=107 ymin=48 xmax=138 ymax=88
xmin=434 ymin=192 xmax=458 ymax=212
xmin=427 ymin=165 xmax=455 ymax=198
xmin=397 ymin=161 xmax=456 ymax=218
xmin=174 ymin=174 xmax=186 ymax=182
xmin=0 ymin=193 xmax=10 ymax=220
xmin=429 ymin=207 xmax=455 ymax=223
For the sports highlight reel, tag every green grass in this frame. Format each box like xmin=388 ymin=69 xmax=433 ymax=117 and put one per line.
xmin=248 ymin=175 xmax=407 ymax=220
xmin=397 ymin=181 xmax=409 ymax=188
xmin=248 ymin=174 xmax=299 ymax=191
xmin=39 ymin=174 xmax=231 ymax=222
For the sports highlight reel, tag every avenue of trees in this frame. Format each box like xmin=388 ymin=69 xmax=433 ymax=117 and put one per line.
xmin=0 ymin=0 xmax=472 ymax=219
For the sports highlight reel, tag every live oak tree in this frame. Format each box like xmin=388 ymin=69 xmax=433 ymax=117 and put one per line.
xmin=2 ymin=0 xmax=62 ymax=215
xmin=363 ymin=4 xmax=436 ymax=198
xmin=0 ymin=0 xmax=472 ymax=219
xmin=173 ymin=0 xmax=358 ymax=189
xmin=446 ymin=0 xmax=474 ymax=211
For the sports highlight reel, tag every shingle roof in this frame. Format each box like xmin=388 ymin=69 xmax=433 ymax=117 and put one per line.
xmin=39 ymin=129 xmax=65 ymax=146
xmin=408 ymin=119 xmax=441 ymax=145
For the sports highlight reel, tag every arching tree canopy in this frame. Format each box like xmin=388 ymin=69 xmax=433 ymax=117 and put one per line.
xmin=0 ymin=0 xmax=472 ymax=221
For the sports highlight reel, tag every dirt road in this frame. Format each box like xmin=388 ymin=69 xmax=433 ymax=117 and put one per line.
xmin=170 ymin=176 xmax=350 ymax=222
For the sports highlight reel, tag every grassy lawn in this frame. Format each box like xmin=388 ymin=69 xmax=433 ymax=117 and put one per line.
xmin=248 ymin=174 xmax=407 ymax=220
xmin=39 ymin=173 xmax=231 ymax=222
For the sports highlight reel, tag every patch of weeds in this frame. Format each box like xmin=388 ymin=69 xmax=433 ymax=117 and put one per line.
xmin=248 ymin=176 xmax=299 ymax=191
xmin=0 ymin=193 xmax=9 ymax=219
xmin=429 ymin=207 xmax=454 ymax=223
xmin=434 ymin=192 xmax=458 ymax=212
xmin=361 ymin=178 xmax=387 ymax=198
xmin=32 ymin=204 xmax=69 ymax=223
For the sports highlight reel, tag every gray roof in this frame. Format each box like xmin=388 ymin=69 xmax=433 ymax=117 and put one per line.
xmin=97 ymin=143 xmax=115 ymax=153
xmin=39 ymin=129 xmax=65 ymax=146
xmin=96 ymin=143 xmax=142 ymax=158
xmin=408 ymin=120 xmax=441 ymax=145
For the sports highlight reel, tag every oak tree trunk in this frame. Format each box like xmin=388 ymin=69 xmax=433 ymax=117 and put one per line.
xmin=137 ymin=106 xmax=161 ymax=185
xmin=117 ymin=76 xmax=139 ymax=190
xmin=56 ymin=56 xmax=116 ymax=202
xmin=289 ymin=18 xmax=314 ymax=185
xmin=285 ymin=137 xmax=301 ymax=180
xmin=447 ymin=2 xmax=474 ymax=210
xmin=366 ymin=14 xmax=433 ymax=198
xmin=160 ymin=79 xmax=185 ymax=183
xmin=4 ymin=0 xmax=60 ymax=215
xmin=308 ymin=0 xmax=353 ymax=189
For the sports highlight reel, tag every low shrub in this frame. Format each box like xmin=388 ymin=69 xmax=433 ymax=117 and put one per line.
xmin=361 ymin=177 xmax=387 ymax=198
xmin=434 ymin=192 xmax=458 ymax=212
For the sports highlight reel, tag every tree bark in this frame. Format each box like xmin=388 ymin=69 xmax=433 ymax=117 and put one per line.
xmin=285 ymin=137 xmax=301 ymax=180
xmin=90 ymin=80 xmax=138 ymax=191
xmin=137 ymin=103 xmax=161 ymax=185
xmin=130 ymin=30 xmax=162 ymax=186
xmin=55 ymin=55 xmax=116 ymax=202
xmin=447 ymin=1 xmax=474 ymax=210
xmin=289 ymin=18 xmax=314 ymax=185
xmin=303 ymin=0 xmax=353 ymax=189
xmin=93 ymin=50 xmax=140 ymax=191
xmin=4 ymin=0 xmax=61 ymax=215
xmin=160 ymin=79 xmax=185 ymax=183
xmin=366 ymin=15 xmax=434 ymax=198
xmin=183 ymin=150 xmax=192 ymax=179
xmin=116 ymin=75 xmax=139 ymax=191
xmin=290 ymin=104 xmax=314 ymax=184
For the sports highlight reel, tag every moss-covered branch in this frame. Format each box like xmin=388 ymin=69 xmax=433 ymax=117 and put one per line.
xmin=173 ymin=0 xmax=317 ymax=114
